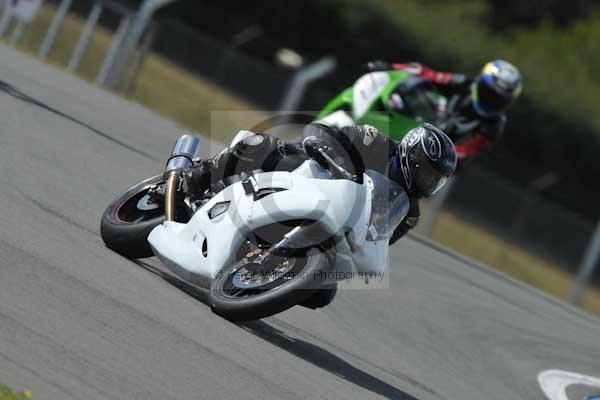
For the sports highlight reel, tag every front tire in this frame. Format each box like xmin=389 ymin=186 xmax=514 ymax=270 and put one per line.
xmin=101 ymin=174 xmax=165 ymax=259
xmin=209 ymin=247 xmax=334 ymax=321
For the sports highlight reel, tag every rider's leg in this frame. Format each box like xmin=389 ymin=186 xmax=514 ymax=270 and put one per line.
xmin=187 ymin=132 xmax=282 ymax=195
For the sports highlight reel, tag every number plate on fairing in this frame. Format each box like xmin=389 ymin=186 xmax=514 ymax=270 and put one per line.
xmin=352 ymin=72 xmax=391 ymax=119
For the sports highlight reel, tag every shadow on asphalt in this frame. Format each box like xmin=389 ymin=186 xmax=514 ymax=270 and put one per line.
xmin=239 ymin=320 xmax=420 ymax=400
xmin=132 ymin=258 xmax=420 ymax=399
xmin=0 ymin=79 xmax=157 ymax=160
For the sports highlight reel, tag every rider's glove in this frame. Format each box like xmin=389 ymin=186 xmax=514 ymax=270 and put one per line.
xmin=365 ymin=60 xmax=392 ymax=71
xmin=389 ymin=216 xmax=419 ymax=245
xmin=302 ymin=136 xmax=337 ymax=167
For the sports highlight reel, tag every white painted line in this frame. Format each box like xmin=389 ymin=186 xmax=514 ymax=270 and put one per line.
xmin=538 ymin=369 xmax=600 ymax=400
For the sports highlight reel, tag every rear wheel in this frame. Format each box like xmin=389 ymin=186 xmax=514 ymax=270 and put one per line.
xmin=100 ymin=174 xmax=165 ymax=258
xmin=209 ymin=247 xmax=334 ymax=321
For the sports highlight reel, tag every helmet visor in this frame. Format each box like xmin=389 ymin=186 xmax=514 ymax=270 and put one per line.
xmin=476 ymin=78 xmax=514 ymax=115
xmin=412 ymin=152 xmax=451 ymax=197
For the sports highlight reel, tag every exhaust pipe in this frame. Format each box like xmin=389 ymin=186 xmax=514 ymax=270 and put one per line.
xmin=164 ymin=134 xmax=201 ymax=221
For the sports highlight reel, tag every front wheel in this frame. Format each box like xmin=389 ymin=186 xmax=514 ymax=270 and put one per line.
xmin=209 ymin=247 xmax=334 ymax=321
xmin=100 ymin=174 xmax=165 ymax=258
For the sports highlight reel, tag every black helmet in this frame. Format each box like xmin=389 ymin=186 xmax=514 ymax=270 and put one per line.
xmin=390 ymin=123 xmax=457 ymax=198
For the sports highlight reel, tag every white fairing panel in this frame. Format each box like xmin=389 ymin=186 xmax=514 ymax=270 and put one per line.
xmin=316 ymin=110 xmax=356 ymax=128
xmin=148 ymin=181 xmax=252 ymax=287
xmin=148 ymin=160 xmax=408 ymax=287
xmin=352 ymin=72 xmax=390 ymax=119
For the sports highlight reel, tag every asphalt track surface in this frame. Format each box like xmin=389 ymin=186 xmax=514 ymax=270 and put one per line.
xmin=1 ymin=44 xmax=599 ymax=400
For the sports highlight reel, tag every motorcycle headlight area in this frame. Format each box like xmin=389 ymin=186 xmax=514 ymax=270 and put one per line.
xmin=208 ymin=201 xmax=230 ymax=219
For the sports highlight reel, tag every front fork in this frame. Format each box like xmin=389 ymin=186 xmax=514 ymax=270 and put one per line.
xmin=163 ymin=134 xmax=201 ymax=221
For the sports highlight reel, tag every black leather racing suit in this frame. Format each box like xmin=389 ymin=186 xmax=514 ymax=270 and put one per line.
xmin=188 ymin=123 xmax=419 ymax=244
xmin=301 ymin=124 xmax=419 ymax=244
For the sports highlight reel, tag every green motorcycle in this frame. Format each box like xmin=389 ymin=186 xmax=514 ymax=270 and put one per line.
xmin=317 ymin=70 xmax=448 ymax=141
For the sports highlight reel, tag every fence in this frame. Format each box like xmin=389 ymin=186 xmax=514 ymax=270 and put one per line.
xmin=0 ymin=0 xmax=158 ymax=92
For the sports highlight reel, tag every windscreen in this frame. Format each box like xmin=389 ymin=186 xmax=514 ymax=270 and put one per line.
xmin=365 ymin=170 xmax=409 ymax=242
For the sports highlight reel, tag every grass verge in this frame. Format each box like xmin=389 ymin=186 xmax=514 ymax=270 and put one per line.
xmin=0 ymin=384 xmax=31 ymax=400
xmin=433 ymin=211 xmax=600 ymax=316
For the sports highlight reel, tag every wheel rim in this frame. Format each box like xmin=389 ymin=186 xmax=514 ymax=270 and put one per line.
xmin=115 ymin=186 xmax=164 ymax=224
xmin=232 ymin=258 xmax=297 ymax=289
xmin=220 ymin=255 xmax=307 ymax=299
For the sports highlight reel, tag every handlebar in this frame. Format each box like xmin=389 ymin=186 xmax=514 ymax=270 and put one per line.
xmin=318 ymin=149 xmax=356 ymax=181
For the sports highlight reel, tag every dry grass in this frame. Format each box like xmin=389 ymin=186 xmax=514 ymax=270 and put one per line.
xmin=432 ymin=211 xmax=600 ymax=316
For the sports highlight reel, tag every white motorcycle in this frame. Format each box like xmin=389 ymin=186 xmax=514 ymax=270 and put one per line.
xmin=101 ymin=132 xmax=408 ymax=321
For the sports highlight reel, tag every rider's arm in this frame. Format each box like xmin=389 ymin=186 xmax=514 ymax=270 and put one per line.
xmin=392 ymin=62 xmax=468 ymax=86
xmin=389 ymin=194 xmax=420 ymax=245
xmin=367 ymin=60 xmax=468 ymax=86
xmin=302 ymin=123 xmax=391 ymax=175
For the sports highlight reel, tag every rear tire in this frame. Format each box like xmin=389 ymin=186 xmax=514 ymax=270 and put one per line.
xmin=100 ymin=174 xmax=165 ymax=259
xmin=209 ymin=247 xmax=334 ymax=321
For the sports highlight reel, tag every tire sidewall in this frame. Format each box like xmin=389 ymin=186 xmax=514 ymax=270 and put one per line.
xmin=209 ymin=247 xmax=335 ymax=321
xmin=100 ymin=174 xmax=165 ymax=259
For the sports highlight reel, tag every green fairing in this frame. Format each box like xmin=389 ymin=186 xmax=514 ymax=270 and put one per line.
xmin=317 ymin=88 xmax=353 ymax=117
xmin=317 ymin=71 xmax=446 ymax=141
